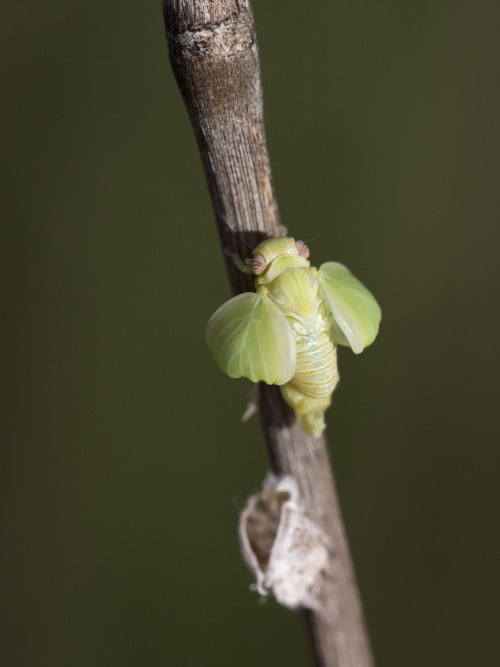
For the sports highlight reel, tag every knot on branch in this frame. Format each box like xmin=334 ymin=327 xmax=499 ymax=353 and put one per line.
xmin=168 ymin=13 xmax=254 ymax=61
xmin=164 ymin=1 xmax=259 ymax=113
xmin=164 ymin=1 xmax=255 ymax=62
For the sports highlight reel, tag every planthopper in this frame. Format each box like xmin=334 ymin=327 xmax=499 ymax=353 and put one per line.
xmin=206 ymin=237 xmax=381 ymax=436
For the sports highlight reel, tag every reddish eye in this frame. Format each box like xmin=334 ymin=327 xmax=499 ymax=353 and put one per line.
xmin=295 ymin=240 xmax=310 ymax=258
xmin=252 ymin=254 xmax=267 ymax=275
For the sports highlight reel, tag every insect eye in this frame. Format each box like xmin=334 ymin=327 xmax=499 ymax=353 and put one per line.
xmin=295 ymin=240 xmax=310 ymax=258
xmin=252 ymin=254 xmax=267 ymax=275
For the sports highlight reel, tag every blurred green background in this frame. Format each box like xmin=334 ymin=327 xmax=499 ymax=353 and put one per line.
xmin=2 ymin=1 xmax=499 ymax=665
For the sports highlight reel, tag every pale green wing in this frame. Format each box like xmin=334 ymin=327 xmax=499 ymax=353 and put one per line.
xmin=318 ymin=262 xmax=381 ymax=354
xmin=206 ymin=292 xmax=296 ymax=385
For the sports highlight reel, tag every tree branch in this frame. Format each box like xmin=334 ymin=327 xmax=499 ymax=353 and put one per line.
xmin=163 ymin=2 xmax=374 ymax=665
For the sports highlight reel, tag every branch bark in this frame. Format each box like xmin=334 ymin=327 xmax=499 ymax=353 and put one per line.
xmin=163 ymin=3 xmax=375 ymax=666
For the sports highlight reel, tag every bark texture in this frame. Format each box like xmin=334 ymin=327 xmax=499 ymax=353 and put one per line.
xmin=163 ymin=3 xmax=374 ymax=666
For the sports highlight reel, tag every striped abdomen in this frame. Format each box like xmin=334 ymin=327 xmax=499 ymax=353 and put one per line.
xmin=290 ymin=327 xmax=338 ymax=399
xmin=280 ymin=305 xmax=339 ymax=436
xmin=266 ymin=267 xmax=339 ymax=435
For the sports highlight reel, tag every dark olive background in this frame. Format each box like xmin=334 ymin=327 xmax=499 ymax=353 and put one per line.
xmin=2 ymin=2 xmax=499 ymax=666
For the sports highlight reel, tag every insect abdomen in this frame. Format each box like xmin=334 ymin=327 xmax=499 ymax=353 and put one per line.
xmin=291 ymin=329 xmax=338 ymax=398
xmin=265 ymin=267 xmax=339 ymax=436
xmin=280 ymin=316 xmax=339 ymax=437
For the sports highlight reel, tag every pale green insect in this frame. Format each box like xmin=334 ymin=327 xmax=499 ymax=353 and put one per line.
xmin=206 ymin=237 xmax=381 ymax=436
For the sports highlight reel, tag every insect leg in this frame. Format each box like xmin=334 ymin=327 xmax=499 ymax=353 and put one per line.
xmin=242 ymin=383 xmax=260 ymax=422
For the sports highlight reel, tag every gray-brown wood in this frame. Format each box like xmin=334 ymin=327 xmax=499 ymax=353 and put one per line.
xmin=163 ymin=2 xmax=375 ymax=666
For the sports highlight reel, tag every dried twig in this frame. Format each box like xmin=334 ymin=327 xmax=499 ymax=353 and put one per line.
xmin=163 ymin=2 xmax=374 ymax=665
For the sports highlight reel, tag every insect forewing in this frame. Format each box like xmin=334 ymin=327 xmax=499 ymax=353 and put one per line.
xmin=318 ymin=262 xmax=381 ymax=354
xmin=206 ymin=292 xmax=297 ymax=385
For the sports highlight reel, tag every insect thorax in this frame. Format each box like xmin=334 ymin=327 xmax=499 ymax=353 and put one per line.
xmin=265 ymin=267 xmax=321 ymax=323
